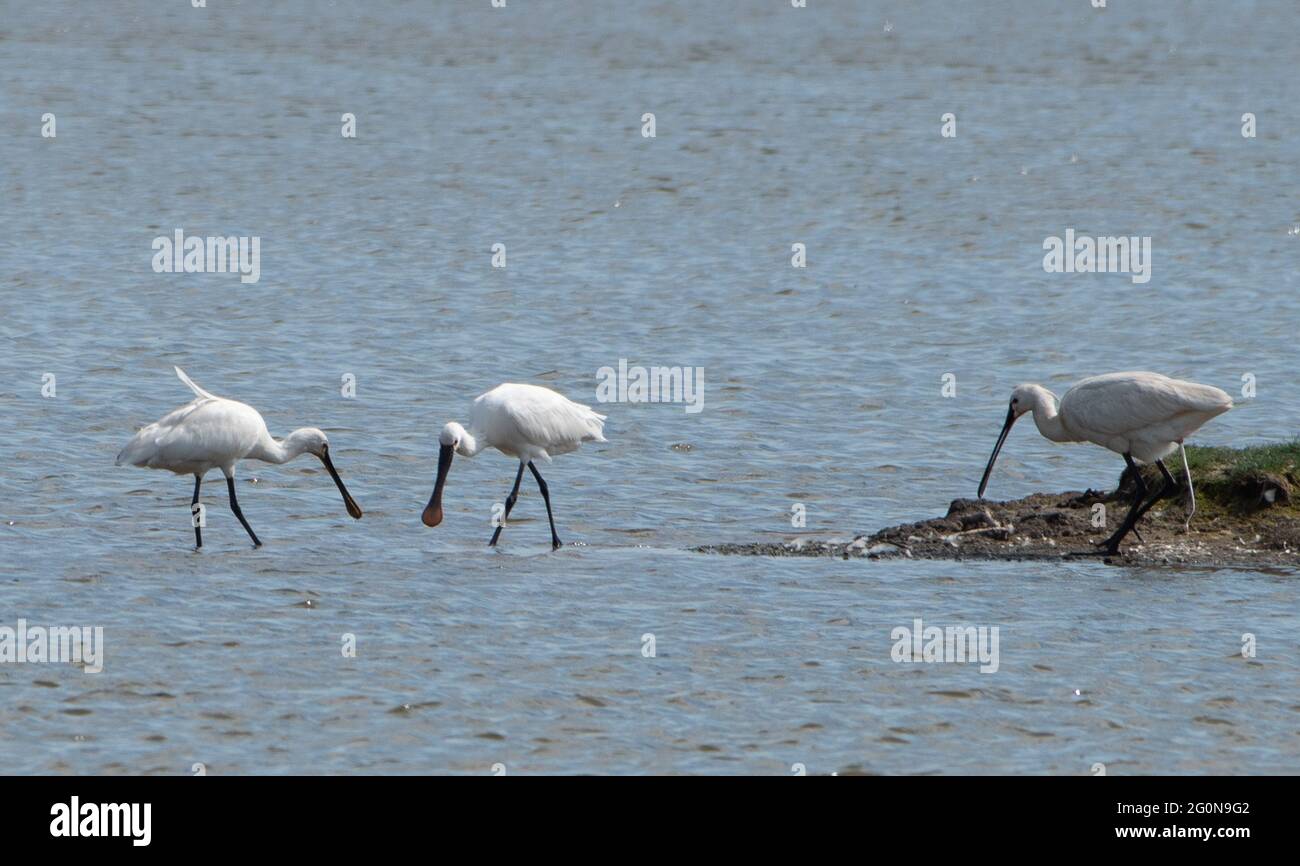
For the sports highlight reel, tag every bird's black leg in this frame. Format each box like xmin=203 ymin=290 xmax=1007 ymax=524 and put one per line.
xmin=489 ymin=462 xmax=527 ymax=547
xmin=191 ymin=474 xmax=203 ymax=549
xmin=1118 ymin=459 xmax=1180 ymax=546
xmin=1092 ymin=454 xmax=1183 ymax=555
xmin=528 ymin=461 xmax=562 ymax=550
xmin=1132 ymin=459 xmax=1180 ymax=524
xmin=225 ymin=474 xmax=262 ymax=548
xmin=1072 ymin=453 xmax=1149 ymax=556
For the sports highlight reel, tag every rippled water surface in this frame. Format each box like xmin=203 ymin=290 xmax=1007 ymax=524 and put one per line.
xmin=1 ymin=0 xmax=1298 ymax=774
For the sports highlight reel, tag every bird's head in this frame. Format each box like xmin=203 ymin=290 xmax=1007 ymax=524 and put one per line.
xmin=978 ymin=384 xmax=1048 ymax=499
xmin=287 ymin=427 xmax=363 ymax=520
xmin=439 ymin=421 xmax=470 ymax=454
xmin=1008 ymin=384 xmax=1040 ymax=420
xmin=291 ymin=427 xmax=331 ymax=458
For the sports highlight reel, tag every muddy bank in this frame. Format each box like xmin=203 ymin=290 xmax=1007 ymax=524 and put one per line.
xmin=700 ymin=484 xmax=1300 ymax=567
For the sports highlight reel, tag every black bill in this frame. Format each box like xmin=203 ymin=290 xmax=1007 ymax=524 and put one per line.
xmin=321 ymin=449 xmax=363 ymax=519
xmin=977 ymin=404 xmax=1018 ymax=499
xmin=421 ymin=443 xmax=454 ymax=527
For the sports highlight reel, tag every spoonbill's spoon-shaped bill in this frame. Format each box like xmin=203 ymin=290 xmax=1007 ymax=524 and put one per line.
xmin=421 ymin=442 xmax=454 ymax=528
xmin=116 ymin=366 xmax=362 ymax=548
xmin=421 ymin=382 xmax=607 ymax=549
xmin=977 ymin=371 xmax=1231 ymax=554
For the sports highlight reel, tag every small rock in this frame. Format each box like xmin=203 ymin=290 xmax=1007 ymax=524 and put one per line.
xmin=945 ymin=498 xmax=983 ymax=518
xmin=959 ymin=509 xmax=997 ymax=530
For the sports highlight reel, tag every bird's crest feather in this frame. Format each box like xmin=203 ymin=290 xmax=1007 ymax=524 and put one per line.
xmin=174 ymin=366 xmax=218 ymax=401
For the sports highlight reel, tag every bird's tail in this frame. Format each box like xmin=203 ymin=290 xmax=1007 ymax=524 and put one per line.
xmin=115 ymin=427 xmax=152 ymax=467
xmin=579 ymin=405 xmax=608 ymax=442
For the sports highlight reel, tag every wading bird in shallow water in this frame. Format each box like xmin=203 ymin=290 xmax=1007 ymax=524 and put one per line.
xmin=421 ymin=383 xmax=607 ymax=549
xmin=977 ymin=371 xmax=1232 ymax=555
xmin=116 ymin=367 xmax=362 ymax=548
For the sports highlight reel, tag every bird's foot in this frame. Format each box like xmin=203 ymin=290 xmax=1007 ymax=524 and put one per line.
xmin=1093 ymin=534 xmax=1124 ymax=556
xmin=551 ymin=538 xmax=563 ymax=551
xmin=1067 ymin=535 xmax=1123 ymax=557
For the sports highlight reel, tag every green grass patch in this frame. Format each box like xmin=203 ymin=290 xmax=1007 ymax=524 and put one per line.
xmin=1128 ymin=442 xmax=1300 ymax=514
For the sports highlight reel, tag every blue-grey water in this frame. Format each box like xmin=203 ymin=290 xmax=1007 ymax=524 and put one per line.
xmin=1 ymin=0 xmax=1297 ymax=774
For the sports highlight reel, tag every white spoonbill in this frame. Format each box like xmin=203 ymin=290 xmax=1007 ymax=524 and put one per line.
xmin=421 ymin=383 xmax=607 ymax=549
xmin=977 ymin=371 xmax=1232 ymax=555
xmin=116 ymin=367 xmax=363 ymax=548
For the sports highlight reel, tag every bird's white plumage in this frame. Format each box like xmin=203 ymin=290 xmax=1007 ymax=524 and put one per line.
xmin=466 ymin=383 xmax=607 ymax=461
xmin=116 ymin=368 xmax=273 ymax=475
xmin=1054 ymin=372 xmax=1232 ymax=462
xmin=175 ymin=366 xmax=218 ymax=402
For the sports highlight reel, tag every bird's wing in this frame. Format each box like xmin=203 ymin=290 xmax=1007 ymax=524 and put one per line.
xmin=117 ymin=368 xmax=223 ymax=466
xmin=174 ymin=366 xmax=219 ymax=401
xmin=475 ymin=383 xmax=607 ymax=455
xmin=117 ymin=398 xmax=206 ymax=466
xmin=1060 ymin=372 xmax=1232 ymax=437
xmin=116 ymin=398 xmax=264 ymax=469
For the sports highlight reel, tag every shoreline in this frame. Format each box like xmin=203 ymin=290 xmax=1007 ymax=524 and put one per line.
xmin=699 ymin=455 xmax=1300 ymax=567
